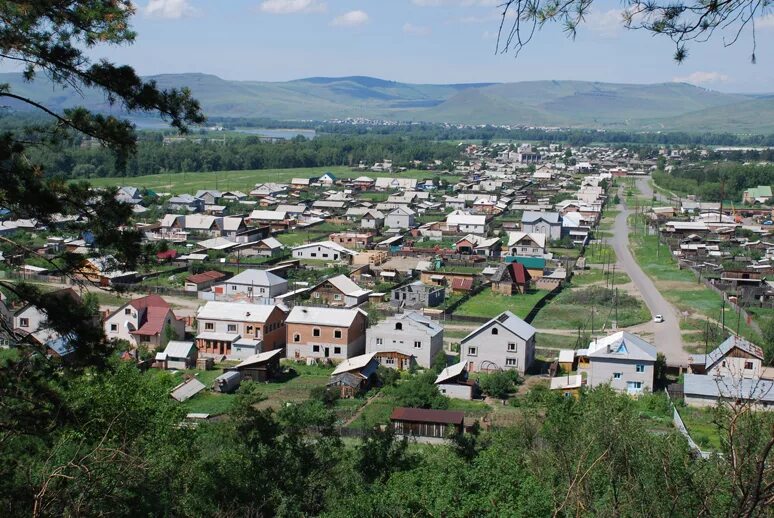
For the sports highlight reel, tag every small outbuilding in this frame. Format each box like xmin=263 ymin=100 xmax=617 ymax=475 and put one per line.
xmin=213 ymin=371 xmax=242 ymax=393
xmin=156 ymin=340 xmax=198 ymax=370
xmin=435 ymin=362 xmax=476 ymax=400
xmin=231 ymin=349 xmax=283 ymax=382
xmin=390 ymin=407 xmax=464 ymax=439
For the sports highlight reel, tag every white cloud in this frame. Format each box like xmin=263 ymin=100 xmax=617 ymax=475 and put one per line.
xmin=331 ymin=10 xmax=369 ymax=27
xmin=672 ymin=71 xmax=730 ymax=85
xmin=257 ymin=0 xmax=326 ymax=15
xmin=583 ymin=9 xmax=624 ymax=37
xmin=403 ymin=23 xmax=432 ymax=36
xmin=758 ymin=13 xmax=774 ymax=29
xmin=144 ymin=0 xmax=198 ymax=19
xmin=412 ymin=0 xmax=499 ymax=5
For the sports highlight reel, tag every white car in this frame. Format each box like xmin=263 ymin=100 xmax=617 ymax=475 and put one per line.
xmin=653 ymin=314 xmax=664 ymax=323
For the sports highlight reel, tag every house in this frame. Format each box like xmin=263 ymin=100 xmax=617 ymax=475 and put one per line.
xmin=490 ymin=262 xmax=531 ymax=295
xmin=247 ymin=210 xmax=289 ymax=225
xmin=460 ymin=311 xmax=536 ymax=374
xmin=194 ymin=190 xmax=222 ymax=206
xmin=435 ymin=362 xmax=476 ymax=400
xmin=253 ymin=237 xmax=285 ymax=257
xmin=250 ymin=183 xmax=287 ymax=198
xmin=375 ymin=177 xmax=417 ymax=190
xmin=390 ymin=407 xmax=464 ymax=439
xmin=385 ymin=207 xmax=416 ymax=229
xmin=155 ymin=340 xmax=198 ymax=370
xmin=455 ymin=234 xmax=501 ymax=257
xmin=291 ymin=177 xmax=314 ymax=189
xmin=231 ymin=349 xmax=283 ymax=381
xmin=327 ymin=352 xmax=379 ymax=398
xmin=274 ymin=204 xmax=307 ymax=218
xmin=390 ymin=281 xmax=445 ymax=310
xmin=167 ymin=194 xmax=204 ymax=212
xmin=217 ymin=269 xmax=289 ymax=300
xmin=285 ymin=306 xmax=368 ymax=360
xmin=521 ymin=211 xmax=562 ymax=240
xmin=742 ymin=185 xmax=773 ymax=204
xmin=506 ymin=232 xmax=547 ymax=257
xmin=308 ymin=274 xmax=372 ymax=307
xmin=506 ymin=255 xmax=546 ymax=280
xmin=366 ymin=311 xmax=444 ymax=369
xmin=361 ymin=210 xmax=385 ymax=230
xmin=104 ymin=295 xmax=185 ymax=350
xmin=330 ymin=232 xmax=373 ymax=249
xmin=446 ymin=212 xmax=488 ymax=235
xmin=116 ymin=186 xmax=142 ymax=205
xmin=352 ymin=176 xmax=375 ymax=190
xmin=292 ymin=241 xmax=358 ymax=264
xmin=195 ymin=301 xmax=288 ymax=359
xmin=576 ymin=332 xmax=657 ymax=395
xmin=80 ymin=256 xmax=138 ymax=286
xmin=688 ymin=335 xmax=764 ymax=379
xmin=683 ymin=374 xmax=774 ymax=409
xmin=184 ymin=270 xmax=227 ymax=292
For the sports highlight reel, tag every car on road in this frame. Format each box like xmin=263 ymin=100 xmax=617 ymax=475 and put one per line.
xmin=653 ymin=314 xmax=664 ymax=323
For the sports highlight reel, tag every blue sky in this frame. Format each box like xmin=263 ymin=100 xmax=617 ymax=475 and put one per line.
xmin=27 ymin=1 xmax=774 ymax=92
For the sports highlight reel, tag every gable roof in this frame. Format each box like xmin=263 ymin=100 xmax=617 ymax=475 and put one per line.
xmin=234 ymin=348 xmax=284 ymax=369
xmin=321 ymin=274 xmax=371 ymax=297
xmin=705 ymin=335 xmax=764 ymax=370
xmin=291 ymin=240 xmax=358 ymax=256
xmin=163 ymin=340 xmax=196 ymax=358
xmin=435 ymin=361 xmax=467 ymax=384
xmin=507 ymin=231 xmax=547 ymax=248
xmin=332 ymin=352 xmax=377 ymax=376
xmin=390 ymin=407 xmax=464 ymax=425
xmin=522 ymin=210 xmax=561 ymax=224
xmin=186 ymin=270 xmax=227 ymax=284
xmin=491 ymin=262 xmax=531 ymax=284
xmin=461 ymin=311 xmax=536 ymax=344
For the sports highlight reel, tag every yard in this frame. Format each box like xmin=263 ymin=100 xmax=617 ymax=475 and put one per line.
xmin=454 ymin=289 xmax=551 ymax=319
xmin=531 ymin=286 xmax=650 ymax=331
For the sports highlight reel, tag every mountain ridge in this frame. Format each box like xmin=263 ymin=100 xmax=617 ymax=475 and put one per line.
xmin=1 ymin=72 xmax=771 ymax=132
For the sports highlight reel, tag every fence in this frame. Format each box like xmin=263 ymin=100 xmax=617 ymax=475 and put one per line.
xmin=665 ymin=388 xmax=711 ymax=460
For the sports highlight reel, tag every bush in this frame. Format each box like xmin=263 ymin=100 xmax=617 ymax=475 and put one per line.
xmin=309 ymin=385 xmax=340 ymax=407
xmin=387 ymin=371 xmax=449 ymax=409
xmin=478 ymin=370 xmax=521 ymax=399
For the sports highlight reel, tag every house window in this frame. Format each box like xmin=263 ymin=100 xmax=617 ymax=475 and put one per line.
xmin=334 ymin=330 xmax=342 ymax=339
xmin=246 ymin=325 xmax=254 ymax=335
xmin=635 ymin=364 xmax=645 ymax=373
xmin=110 ymin=324 xmax=117 ymax=332
xmin=386 ymin=358 xmax=395 ymax=365
xmin=231 ymin=285 xmax=237 ymax=291
xmin=313 ymin=292 xmax=320 ymax=299
xmin=227 ymin=324 xmax=237 ymax=332
xmin=293 ymin=334 xmax=300 ymax=342
xmin=313 ymin=345 xmax=320 ymax=352
xmin=491 ymin=328 xmax=498 ymax=335
xmin=468 ymin=347 xmax=477 ymax=357
xmin=124 ymin=308 xmax=131 ymax=315
xmin=18 ymin=318 xmax=29 ymax=328
xmin=507 ymin=342 xmax=516 ymax=352
xmin=613 ymin=372 xmax=622 ymax=379
xmin=140 ymin=335 xmax=150 ymax=343
xmin=376 ymin=338 xmax=383 ymax=345
xmin=414 ymin=341 xmax=422 ymax=349
xmin=311 ymin=253 xmax=317 ymax=258
xmin=205 ymin=322 xmax=214 ymax=331
xmin=745 ymin=361 xmax=754 ymax=369
xmin=247 ymin=286 xmax=253 ymax=293
xmin=334 ymin=294 xmax=341 ymax=301
xmin=395 ymin=322 xmax=403 ymax=331
xmin=505 ymin=358 xmax=517 ymax=366
xmin=313 ymin=328 xmax=321 ymax=337
xmin=334 ymin=347 xmax=341 ymax=354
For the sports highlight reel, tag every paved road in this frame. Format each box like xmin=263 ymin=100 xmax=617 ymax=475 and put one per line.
xmin=610 ymin=180 xmax=689 ymax=365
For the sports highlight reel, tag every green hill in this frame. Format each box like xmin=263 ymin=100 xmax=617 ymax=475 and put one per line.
xmin=0 ymin=72 xmax=766 ymax=132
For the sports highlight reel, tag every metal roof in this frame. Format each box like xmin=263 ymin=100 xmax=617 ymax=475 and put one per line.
xmin=233 ymin=348 xmax=284 ymax=369
xmin=435 ymin=361 xmax=467 ymax=384
xmin=684 ymin=374 xmax=774 ymax=403
xmin=286 ymin=306 xmax=367 ymax=327
xmin=170 ymin=378 xmax=206 ymax=402
xmin=163 ymin=340 xmax=195 ymax=358
xmin=461 ymin=311 xmax=536 ymax=344
xmin=196 ymin=301 xmax=282 ymax=323
xmin=332 ymin=352 xmax=377 ymax=375
xmin=390 ymin=407 xmax=464 ymax=425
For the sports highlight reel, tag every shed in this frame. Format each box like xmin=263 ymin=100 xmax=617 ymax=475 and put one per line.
xmin=161 ymin=340 xmax=198 ymax=370
xmin=390 ymin=407 xmax=464 ymax=438
xmin=231 ymin=349 xmax=283 ymax=381
xmin=213 ymin=371 xmax=242 ymax=393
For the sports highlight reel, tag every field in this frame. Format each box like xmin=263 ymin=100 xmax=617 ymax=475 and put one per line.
xmin=531 ymin=287 xmax=650 ymax=331
xmin=454 ymin=289 xmax=551 ymax=319
xmin=87 ymin=166 xmax=456 ymax=194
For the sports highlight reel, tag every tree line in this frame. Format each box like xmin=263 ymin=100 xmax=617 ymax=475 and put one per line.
xmin=652 ymin=164 xmax=774 ymax=202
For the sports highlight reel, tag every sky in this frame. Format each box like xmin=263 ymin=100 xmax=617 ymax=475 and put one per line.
xmin=14 ymin=0 xmax=774 ymax=92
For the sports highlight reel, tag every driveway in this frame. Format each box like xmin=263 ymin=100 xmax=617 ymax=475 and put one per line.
xmin=609 ymin=181 xmax=689 ymax=366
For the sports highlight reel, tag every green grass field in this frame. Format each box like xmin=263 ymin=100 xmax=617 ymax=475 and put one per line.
xmin=571 ymin=269 xmax=631 ymax=286
xmin=86 ymin=166 xmax=456 ymax=194
xmin=454 ymin=289 xmax=550 ymax=319
xmin=531 ymin=288 xmax=650 ymax=331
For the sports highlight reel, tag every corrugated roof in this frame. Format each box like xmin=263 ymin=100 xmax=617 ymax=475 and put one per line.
xmin=705 ymin=335 xmax=764 ymax=370
xmin=163 ymin=340 xmax=195 ymax=358
xmin=684 ymin=373 xmax=774 ymax=403
xmin=390 ymin=407 xmax=464 ymax=425
xmin=234 ymin=348 xmax=284 ymax=369
xmin=227 ymin=269 xmax=287 ymax=287
xmin=286 ymin=306 xmax=367 ymax=327
xmin=461 ymin=311 xmax=536 ymax=344
xmin=196 ymin=301 xmax=283 ymax=323
xmin=170 ymin=378 xmax=206 ymax=402
xmin=435 ymin=361 xmax=466 ymax=384
xmin=332 ymin=352 xmax=377 ymax=375
xmin=587 ymin=332 xmax=657 ymax=362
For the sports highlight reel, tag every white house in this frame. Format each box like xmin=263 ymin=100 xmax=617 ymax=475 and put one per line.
xmin=292 ymin=241 xmax=358 ymax=263
xmin=446 ymin=211 xmax=488 ymax=235
xmin=460 ymin=311 xmax=536 ymax=374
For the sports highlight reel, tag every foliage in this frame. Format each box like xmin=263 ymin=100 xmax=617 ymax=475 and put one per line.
xmin=385 ymin=371 xmax=449 ymax=410
xmin=477 ymin=370 xmax=521 ymax=399
xmin=310 ymin=385 xmax=341 ymax=407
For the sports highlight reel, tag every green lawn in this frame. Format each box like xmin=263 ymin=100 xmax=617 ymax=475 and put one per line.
xmin=454 ymin=289 xmax=551 ymax=319
xmin=531 ymin=288 xmax=651 ymax=330
xmin=86 ymin=166 xmax=453 ymax=194
xmin=275 ymin=231 xmax=326 ymax=247
xmin=571 ymin=269 xmax=631 ymax=286
xmin=584 ymin=244 xmax=615 ymax=265
xmin=536 ymin=332 xmax=582 ymax=349
xmin=679 ymin=406 xmax=723 ymax=451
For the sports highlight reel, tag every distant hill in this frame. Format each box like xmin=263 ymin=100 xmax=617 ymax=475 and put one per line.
xmin=0 ymin=72 xmax=768 ymax=132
